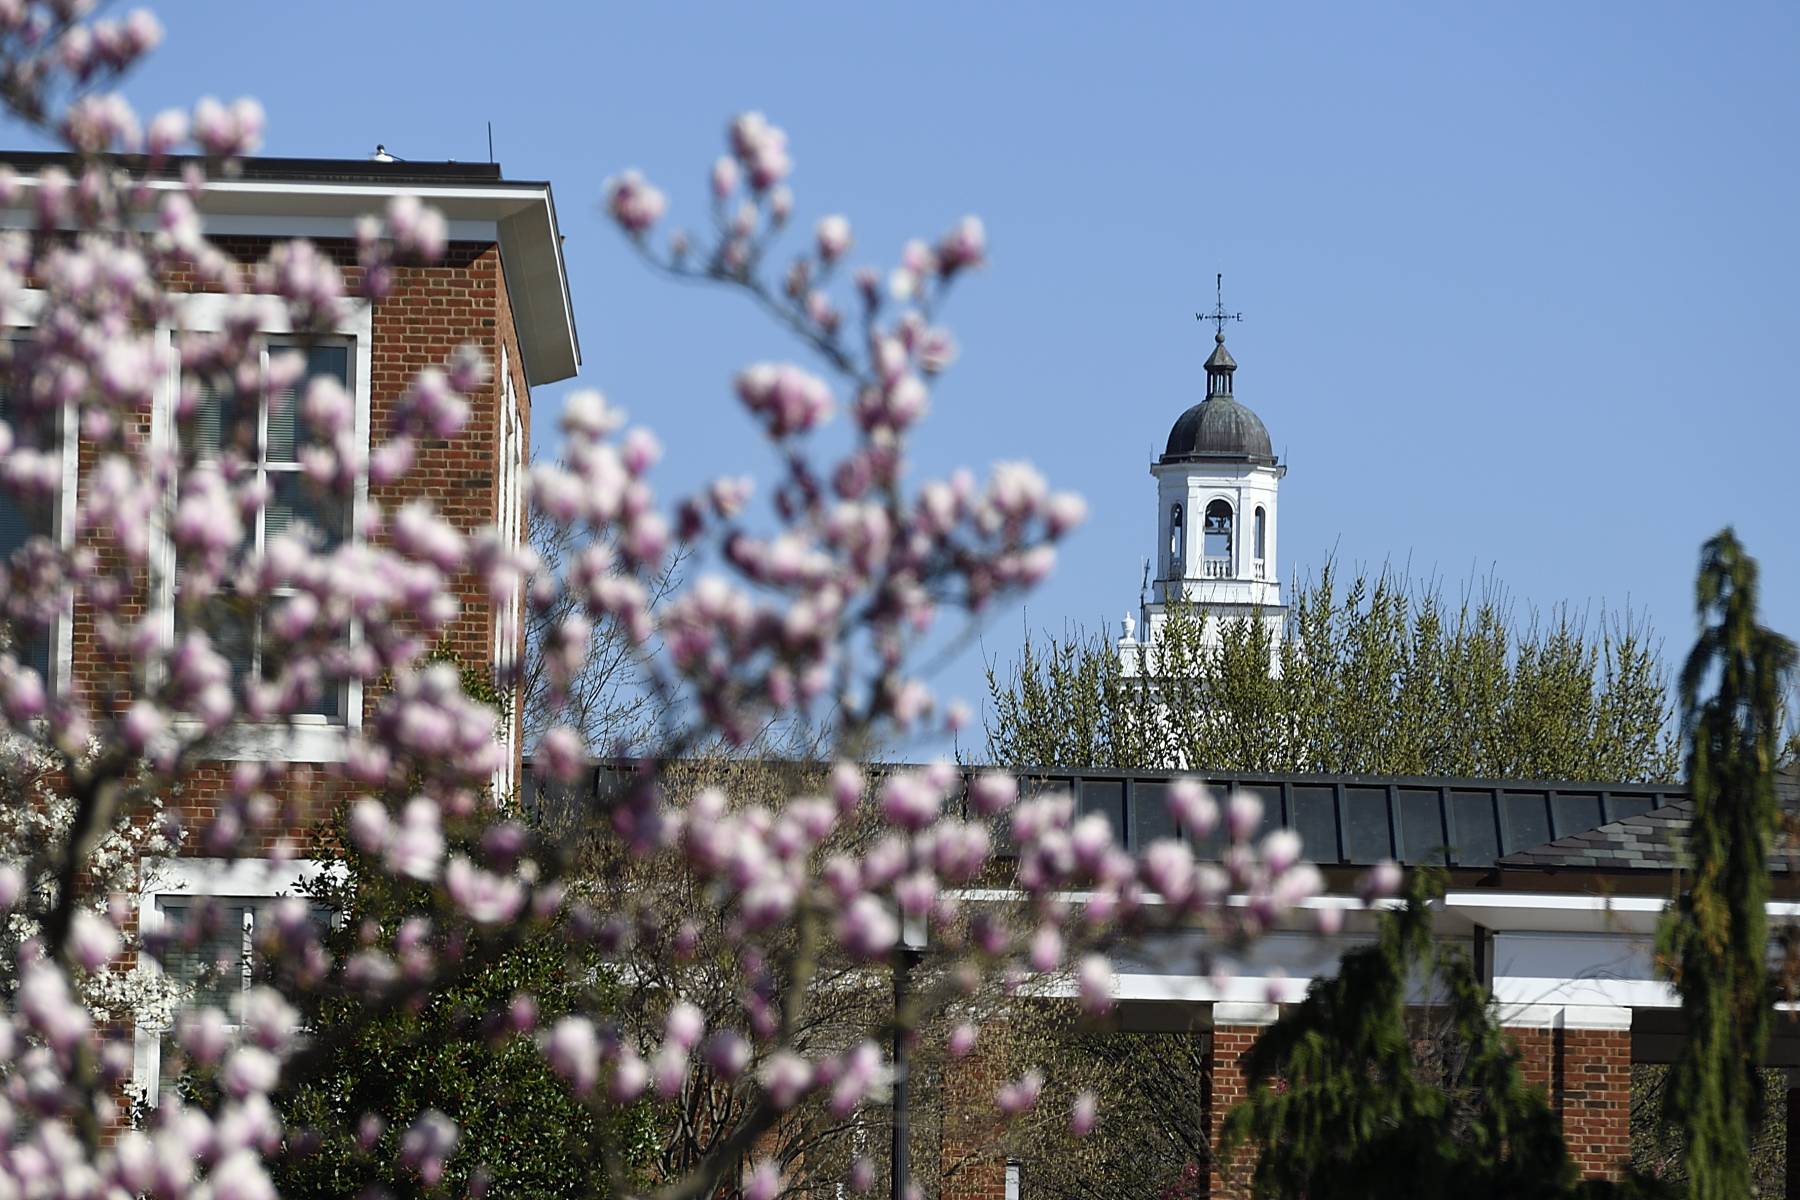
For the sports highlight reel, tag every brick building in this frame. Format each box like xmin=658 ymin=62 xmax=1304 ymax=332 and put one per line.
xmin=549 ymin=761 xmax=1800 ymax=1197
xmin=0 ymin=151 xmax=578 ymax=1099
xmin=936 ymin=765 xmax=1800 ymax=1198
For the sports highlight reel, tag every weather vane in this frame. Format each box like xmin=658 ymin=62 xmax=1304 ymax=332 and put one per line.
xmin=1196 ymin=272 xmax=1243 ymax=337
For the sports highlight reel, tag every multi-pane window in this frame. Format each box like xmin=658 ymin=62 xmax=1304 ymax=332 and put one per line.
xmin=0 ymin=340 xmax=57 ymax=684
xmin=184 ymin=341 xmax=352 ymax=720
xmin=152 ymin=893 xmax=330 ymax=1089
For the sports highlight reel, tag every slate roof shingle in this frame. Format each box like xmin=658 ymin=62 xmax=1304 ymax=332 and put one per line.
xmin=1499 ymin=768 xmax=1800 ymax=872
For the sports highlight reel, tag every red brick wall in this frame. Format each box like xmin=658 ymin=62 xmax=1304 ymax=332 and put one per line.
xmin=941 ymin=1036 xmax=1008 ymax=1200
xmin=368 ymin=241 xmax=510 ymax=681
xmin=1560 ymin=1028 xmax=1631 ymax=1181
xmin=1204 ymin=1025 xmax=1260 ymax=1200
xmin=61 ymin=233 xmax=533 ymax=841
xmin=1504 ymin=1023 xmax=1630 ymax=1182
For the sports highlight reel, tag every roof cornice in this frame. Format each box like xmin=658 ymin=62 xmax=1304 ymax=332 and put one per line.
xmin=0 ymin=152 xmax=581 ymax=386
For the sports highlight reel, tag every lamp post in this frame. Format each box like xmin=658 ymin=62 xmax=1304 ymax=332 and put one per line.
xmin=892 ymin=912 xmax=927 ymax=1200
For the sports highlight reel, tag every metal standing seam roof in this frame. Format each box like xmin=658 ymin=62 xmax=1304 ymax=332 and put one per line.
xmin=1497 ymin=768 xmax=1800 ymax=872
xmin=543 ymin=761 xmax=1707 ymax=872
xmin=1161 ymin=395 xmax=1276 ymax=464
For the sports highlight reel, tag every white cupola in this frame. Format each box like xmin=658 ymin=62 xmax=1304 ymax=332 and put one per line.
xmin=1121 ymin=282 xmax=1287 ymax=674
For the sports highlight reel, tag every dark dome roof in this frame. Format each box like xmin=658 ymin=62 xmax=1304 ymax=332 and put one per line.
xmin=1163 ymin=395 xmax=1274 ymax=463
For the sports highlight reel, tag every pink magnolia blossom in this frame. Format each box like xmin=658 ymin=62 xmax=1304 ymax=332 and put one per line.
xmin=398 ymin=1110 xmax=459 ymax=1187
xmin=995 ymin=1068 xmax=1044 ymax=1116
xmin=1070 ymin=1090 xmax=1099 ymax=1137
xmin=743 ymin=1159 xmax=783 ymax=1200
xmin=704 ymin=1030 xmax=752 ymax=1080
xmin=815 ymin=214 xmax=852 ymax=262
xmin=1361 ymin=859 xmax=1404 ymax=903
xmin=1169 ymin=778 xmax=1219 ymax=839
xmin=445 ymin=855 xmax=526 ymax=925
xmin=1225 ymin=790 xmax=1265 ymax=842
xmin=605 ymin=169 xmax=668 ymax=235
xmin=0 ymin=60 xmax=1317 ymax=1199
xmin=543 ymin=1017 xmax=601 ymax=1094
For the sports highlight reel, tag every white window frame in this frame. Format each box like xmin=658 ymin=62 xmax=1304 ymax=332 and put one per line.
xmin=152 ymin=294 xmax=374 ymax=762
xmin=491 ymin=345 xmax=525 ymax=799
xmin=0 ymin=290 xmax=80 ymax=697
xmin=130 ymin=855 xmax=334 ymax=1104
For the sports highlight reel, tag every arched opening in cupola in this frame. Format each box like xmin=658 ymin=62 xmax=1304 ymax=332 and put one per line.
xmin=1203 ymin=499 xmax=1233 ymax=578
xmin=1254 ymin=506 xmax=1267 ymax=577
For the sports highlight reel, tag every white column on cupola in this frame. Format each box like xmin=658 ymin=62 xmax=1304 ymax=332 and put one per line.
xmin=1120 ymin=276 xmax=1288 ymax=678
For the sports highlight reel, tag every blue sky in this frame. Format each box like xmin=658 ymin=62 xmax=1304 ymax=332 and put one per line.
xmin=90 ymin=2 xmax=1800 ymax=751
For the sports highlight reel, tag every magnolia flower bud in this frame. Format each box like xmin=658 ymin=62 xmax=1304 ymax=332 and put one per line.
xmin=1360 ymin=859 xmax=1404 ymax=903
xmin=969 ymin=771 xmax=1018 ymax=817
xmin=399 ymin=1111 xmax=459 ymax=1187
xmin=760 ymin=1051 xmax=812 ymax=1109
xmin=995 ymin=1068 xmax=1043 ymax=1116
xmin=179 ymin=1007 xmax=231 ymax=1066
xmin=1168 ymin=779 xmax=1217 ymax=839
xmin=744 ymin=1160 xmax=782 ymax=1200
xmin=838 ymin=894 xmax=899 ymax=961
xmin=1225 ymin=791 xmax=1264 ymax=842
xmin=711 ymin=156 xmax=739 ymax=199
xmin=1070 ymin=1090 xmax=1099 ymax=1137
xmin=937 ymin=215 xmax=986 ymax=272
xmin=537 ymin=724 xmax=586 ymax=784
xmin=604 ymin=169 xmax=668 ymax=235
xmin=1076 ymin=954 xmax=1115 ymax=1015
xmin=346 ymin=799 xmax=391 ymax=854
xmin=610 ymin=1049 xmax=649 ymax=1103
xmin=665 ymin=1001 xmax=705 ymax=1052
xmin=816 ymin=214 xmax=852 ymax=262
xmin=704 ymin=1030 xmax=751 ymax=1080
xmin=1261 ymin=828 xmax=1303 ymax=875
xmin=651 ymin=1043 xmax=688 ymax=1100
xmin=220 ymin=1046 xmax=279 ymax=1098
xmin=70 ymin=909 xmax=121 ymax=973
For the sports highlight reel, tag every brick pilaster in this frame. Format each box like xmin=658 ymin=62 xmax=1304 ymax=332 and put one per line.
xmin=1205 ymin=1012 xmax=1272 ymax=1200
xmin=1503 ymin=1019 xmax=1630 ymax=1182
xmin=1559 ymin=1027 xmax=1631 ymax=1181
xmin=941 ymin=1034 xmax=1007 ymax=1200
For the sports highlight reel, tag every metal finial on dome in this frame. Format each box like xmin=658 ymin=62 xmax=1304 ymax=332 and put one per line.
xmin=1197 ymin=274 xmax=1240 ymax=396
xmin=1163 ymin=274 xmax=1273 ymax=462
xmin=1196 ymin=272 xmax=1242 ymax=338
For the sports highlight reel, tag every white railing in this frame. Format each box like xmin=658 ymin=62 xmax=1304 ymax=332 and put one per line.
xmin=1202 ymin=556 xmax=1232 ymax=579
xmin=1254 ymin=558 xmax=1267 ymax=580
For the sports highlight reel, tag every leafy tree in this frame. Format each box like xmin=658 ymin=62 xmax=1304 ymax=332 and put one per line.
xmin=984 ymin=568 xmax=1678 ymax=1200
xmin=1656 ymin=530 xmax=1797 ymax=1200
xmin=986 ymin=563 xmax=1677 ymax=783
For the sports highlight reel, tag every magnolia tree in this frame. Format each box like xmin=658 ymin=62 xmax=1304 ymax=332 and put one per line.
xmin=0 ymin=6 xmax=1372 ymax=1199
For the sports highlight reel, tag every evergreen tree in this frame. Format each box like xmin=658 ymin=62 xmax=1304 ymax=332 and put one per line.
xmin=1656 ymin=530 xmax=1797 ymax=1200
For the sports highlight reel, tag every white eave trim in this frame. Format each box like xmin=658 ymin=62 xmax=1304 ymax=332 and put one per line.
xmin=1442 ymin=889 xmax=1800 ymax=935
xmin=1 ymin=174 xmax=582 ymax=388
